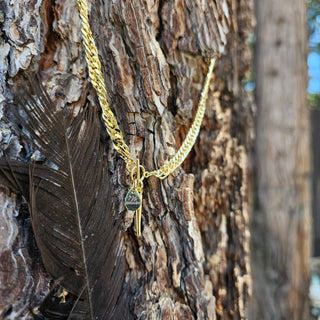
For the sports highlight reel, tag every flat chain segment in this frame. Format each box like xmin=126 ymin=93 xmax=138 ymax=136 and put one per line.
xmin=76 ymin=0 xmax=216 ymax=178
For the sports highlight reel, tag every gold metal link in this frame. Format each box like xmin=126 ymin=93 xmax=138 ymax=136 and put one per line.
xmin=145 ymin=57 xmax=216 ymax=179
xmin=76 ymin=0 xmax=216 ymax=178
xmin=77 ymin=0 xmax=134 ymax=164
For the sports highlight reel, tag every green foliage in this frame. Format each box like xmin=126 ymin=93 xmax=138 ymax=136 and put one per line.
xmin=307 ymin=0 xmax=320 ymax=53
xmin=309 ymin=93 xmax=320 ymax=108
xmin=307 ymin=0 xmax=320 ymax=99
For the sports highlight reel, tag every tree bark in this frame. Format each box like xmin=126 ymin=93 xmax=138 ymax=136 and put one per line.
xmin=249 ymin=0 xmax=311 ymax=319
xmin=311 ymin=108 xmax=320 ymax=256
xmin=0 ymin=0 xmax=253 ymax=319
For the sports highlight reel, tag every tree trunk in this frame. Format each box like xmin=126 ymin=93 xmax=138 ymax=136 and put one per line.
xmin=0 ymin=0 xmax=253 ymax=319
xmin=250 ymin=0 xmax=311 ymax=319
xmin=311 ymin=108 xmax=320 ymax=256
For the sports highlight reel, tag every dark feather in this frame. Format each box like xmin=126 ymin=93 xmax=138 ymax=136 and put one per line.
xmin=0 ymin=77 xmax=129 ymax=319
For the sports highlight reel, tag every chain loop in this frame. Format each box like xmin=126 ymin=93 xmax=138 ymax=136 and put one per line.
xmin=76 ymin=0 xmax=216 ymax=178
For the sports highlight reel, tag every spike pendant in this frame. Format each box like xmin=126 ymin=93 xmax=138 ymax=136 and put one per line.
xmin=125 ymin=159 xmax=144 ymax=237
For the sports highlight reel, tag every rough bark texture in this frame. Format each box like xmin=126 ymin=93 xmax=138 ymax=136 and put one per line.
xmin=249 ymin=0 xmax=311 ymax=319
xmin=0 ymin=0 xmax=253 ymax=319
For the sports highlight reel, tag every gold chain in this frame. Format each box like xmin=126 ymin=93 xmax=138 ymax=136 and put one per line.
xmin=76 ymin=0 xmax=216 ymax=236
xmin=145 ymin=57 xmax=216 ymax=179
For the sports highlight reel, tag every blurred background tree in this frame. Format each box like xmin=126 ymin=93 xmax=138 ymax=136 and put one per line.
xmin=249 ymin=0 xmax=312 ymax=319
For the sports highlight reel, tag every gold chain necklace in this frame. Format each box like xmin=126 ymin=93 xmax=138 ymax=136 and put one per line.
xmin=76 ymin=0 xmax=216 ymax=236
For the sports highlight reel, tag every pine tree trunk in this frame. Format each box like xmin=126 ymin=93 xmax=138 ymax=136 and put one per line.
xmin=311 ymin=108 xmax=320 ymax=256
xmin=249 ymin=0 xmax=311 ymax=319
xmin=0 ymin=1 xmax=253 ymax=319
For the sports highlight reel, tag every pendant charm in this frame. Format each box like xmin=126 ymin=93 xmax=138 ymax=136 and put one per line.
xmin=125 ymin=188 xmax=141 ymax=211
xmin=126 ymin=159 xmax=145 ymax=237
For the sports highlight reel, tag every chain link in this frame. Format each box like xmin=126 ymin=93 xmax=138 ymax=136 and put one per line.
xmin=144 ymin=57 xmax=216 ymax=179
xmin=76 ymin=0 xmax=216 ymax=178
xmin=76 ymin=0 xmax=135 ymax=166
